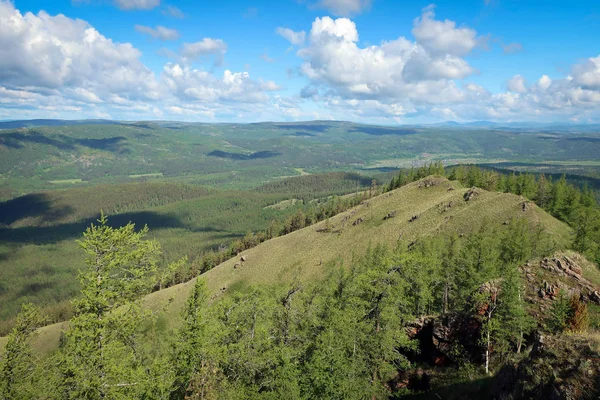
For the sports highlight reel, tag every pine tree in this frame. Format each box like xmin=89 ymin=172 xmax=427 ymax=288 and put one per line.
xmin=171 ymin=278 xmax=210 ymax=397
xmin=0 ymin=304 xmax=42 ymax=400
xmin=59 ymin=214 xmax=160 ymax=399
xmin=497 ymin=265 xmax=534 ymax=354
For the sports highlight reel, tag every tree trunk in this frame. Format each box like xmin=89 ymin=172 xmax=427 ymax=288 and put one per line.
xmin=485 ymin=326 xmax=490 ymax=375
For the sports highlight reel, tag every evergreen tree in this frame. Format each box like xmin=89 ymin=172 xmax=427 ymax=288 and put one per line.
xmin=171 ymin=278 xmax=210 ymax=398
xmin=59 ymin=214 xmax=160 ymax=399
xmin=0 ymin=304 xmax=42 ymax=400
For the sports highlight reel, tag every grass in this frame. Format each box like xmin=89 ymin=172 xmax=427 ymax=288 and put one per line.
xmin=128 ymin=173 xmax=163 ymax=178
xmin=48 ymin=179 xmax=83 ymax=184
xmin=18 ymin=176 xmax=572 ymax=354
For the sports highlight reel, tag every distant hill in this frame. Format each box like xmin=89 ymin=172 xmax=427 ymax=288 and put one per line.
xmin=0 ymin=119 xmax=118 ymax=130
xmin=16 ymin=176 xmax=572 ymax=354
xmin=2 ymin=120 xmax=600 ymax=196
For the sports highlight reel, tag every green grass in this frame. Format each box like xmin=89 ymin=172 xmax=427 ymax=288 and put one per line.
xmin=128 ymin=173 xmax=163 ymax=178
xmin=20 ymin=176 xmax=572 ymax=354
xmin=48 ymin=179 xmax=83 ymax=184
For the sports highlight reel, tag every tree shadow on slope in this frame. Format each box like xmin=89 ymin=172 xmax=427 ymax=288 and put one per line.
xmin=0 ymin=193 xmax=73 ymax=227
xmin=349 ymin=126 xmax=418 ymax=136
xmin=273 ymin=124 xmax=331 ymax=133
xmin=0 ymin=130 xmax=128 ymax=153
xmin=0 ymin=211 xmax=207 ymax=245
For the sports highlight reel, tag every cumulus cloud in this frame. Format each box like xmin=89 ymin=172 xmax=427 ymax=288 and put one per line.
xmin=135 ymin=25 xmax=179 ymax=40
xmin=313 ymin=0 xmax=372 ymax=16
xmin=181 ymin=38 xmax=227 ymax=66
xmin=0 ymin=1 xmax=287 ymax=121
xmin=412 ymin=5 xmax=482 ymax=56
xmin=296 ymin=13 xmax=473 ymax=105
xmin=507 ymin=75 xmax=527 ymax=93
xmin=0 ymin=1 xmax=160 ymax=102
xmin=162 ymin=64 xmax=279 ymax=103
xmin=114 ymin=0 xmax=160 ymax=10
xmin=291 ymin=8 xmax=600 ymax=122
xmin=571 ymin=55 xmax=600 ymax=90
xmin=275 ymin=27 xmax=306 ymax=45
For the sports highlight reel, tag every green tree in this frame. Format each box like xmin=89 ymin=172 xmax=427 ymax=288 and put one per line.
xmin=59 ymin=214 xmax=160 ymax=399
xmin=497 ymin=265 xmax=534 ymax=354
xmin=171 ymin=278 xmax=210 ymax=398
xmin=0 ymin=303 xmax=42 ymax=400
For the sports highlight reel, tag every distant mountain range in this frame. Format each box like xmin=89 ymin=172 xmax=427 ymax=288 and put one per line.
xmin=0 ymin=118 xmax=598 ymax=132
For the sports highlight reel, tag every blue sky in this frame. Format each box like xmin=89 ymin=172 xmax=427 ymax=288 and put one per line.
xmin=1 ymin=0 xmax=599 ymax=123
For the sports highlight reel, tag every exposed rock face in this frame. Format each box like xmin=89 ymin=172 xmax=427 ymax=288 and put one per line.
xmin=464 ymin=188 xmax=479 ymax=201
xmin=418 ymin=178 xmax=443 ymax=189
xmin=490 ymin=334 xmax=600 ymax=400
xmin=406 ymin=314 xmax=482 ymax=366
xmin=352 ymin=217 xmax=364 ymax=226
xmin=537 ymin=255 xmax=600 ymax=305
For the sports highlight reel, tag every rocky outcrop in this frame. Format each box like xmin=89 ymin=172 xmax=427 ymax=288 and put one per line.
xmin=464 ymin=188 xmax=479 ymax=201
xmin=536 ymin=255 xmax=600 ymax=305
xmin=383 ymin=210 xmax=398 ymax=220
xmin=490 ymin=334 xmax=600 ymax=400
xmin=406 ymin=314 xmax=482 ymax=366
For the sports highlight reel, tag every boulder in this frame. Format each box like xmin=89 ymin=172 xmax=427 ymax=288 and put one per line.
xmin=383 ymin=210 xmax=398 ymax=220
xmin=464 ymin=188 xmax=479 ymax=201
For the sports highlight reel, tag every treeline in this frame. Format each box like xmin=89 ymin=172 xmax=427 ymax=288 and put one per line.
xmin=1 ymin=211 xmax=581 ymax=399
xmin=255 ymin=172 xmax=373 ymax=202
xmin=385 ymin=162 xmax=600 ymax=265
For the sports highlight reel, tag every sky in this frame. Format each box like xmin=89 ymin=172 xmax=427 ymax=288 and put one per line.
xmin=1 ymin=0 xmax=600 ymax=124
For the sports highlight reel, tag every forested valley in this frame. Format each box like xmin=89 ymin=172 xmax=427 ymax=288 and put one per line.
xmin=1 ymin=162 xmax=600 ymax=399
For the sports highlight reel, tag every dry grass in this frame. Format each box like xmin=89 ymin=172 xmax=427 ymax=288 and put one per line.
xmin=6 ymin=177 xmax=573 ymax=354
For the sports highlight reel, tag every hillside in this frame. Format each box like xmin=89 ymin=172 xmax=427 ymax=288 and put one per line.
xmin=12 ymin=176 xmax=573 ymax=354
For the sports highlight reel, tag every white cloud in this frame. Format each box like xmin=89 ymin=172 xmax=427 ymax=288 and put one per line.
xmin=538 ymin=75 xmax=552 ymax=90
xmin=571 ymin=55 xmax=600 ymax=90
xmin=162 ymin=5 xmax=184 ymax=18
xmin=297 ymin=15 xmax=473 ymax=105
xmin=135 ymin=25 xmax=179 ymax=40
xmin=181 ymin=38 xmax=227 ymax=66
xmin=0 ymin=1 xmax=160 ymax=102
xmin=507 ymin=75 xmax=527 ymax=93
xmin=502 ymin=42 xmax=523 ymax=54
xmin=260 ymin=52 xmax=275 ymax=63
xmin=314 ymin=0 xmax=372 ymax=16
xmin=412 ymin=5 xmax=481 ymax=56
xmin=114 ymin=0 xmax=160 ymax=10
xmin=275 ymin=27 xmax=306 ymax=45
xmin=162 ymin=64 xmax=279 ymax=103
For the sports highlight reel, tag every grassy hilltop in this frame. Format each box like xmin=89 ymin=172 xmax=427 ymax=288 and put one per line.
xmin=15 ymin=176 xmax=572 ymax=354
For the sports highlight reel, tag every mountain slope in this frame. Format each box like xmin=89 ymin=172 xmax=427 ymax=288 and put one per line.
xmin=1 ymin=176 xmax=572 ymax=353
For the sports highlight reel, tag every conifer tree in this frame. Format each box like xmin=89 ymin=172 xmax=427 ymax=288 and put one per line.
xmin=59 ymin=214 xmax=160 ymax=399
xmin=0 ymin=304 xmax=42 ymax=400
